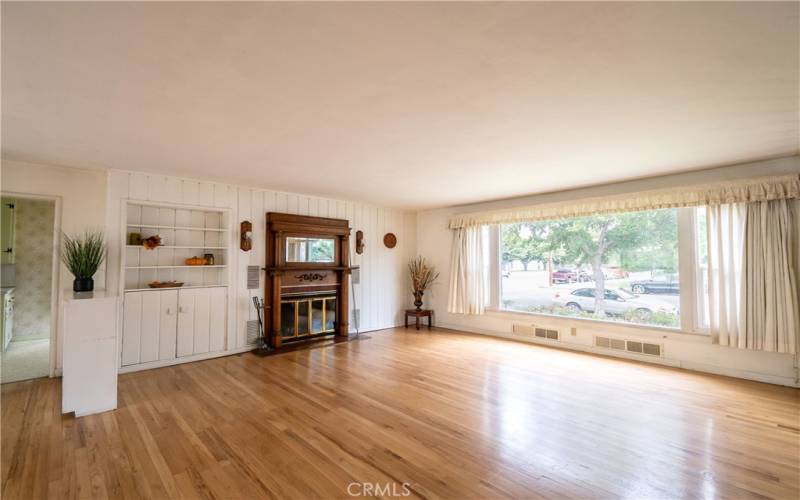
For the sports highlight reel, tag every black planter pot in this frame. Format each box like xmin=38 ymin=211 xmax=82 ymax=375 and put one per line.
xmin=73 ymin=277 xmax=94 ymax=292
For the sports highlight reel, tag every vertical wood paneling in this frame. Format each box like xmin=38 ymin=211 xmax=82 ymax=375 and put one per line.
xmin=181 ymin=180 xmax=199 ymax=205
xmin=129 ymin=173 xmax=148 ymax=200
xmin=276 ymin=193 xmax=288 ymax=213
xmin=106 ymin=172 xmax=130 ymax=293
xmin=165 ymin=177 xmax=182 ymax=202
xmin=377 ymin=207 xmax=384 ymax=328
xmin=214 ymin=183 xmax=232 ymax=208
xmin=236 ymin=189 xmax=252 ymax=349
xmin=198 ymin=183 xmax=215 ymax=207
xmin=110 ymin=169 xmax=415 ymax=365
xmin=149 ymin=176 xmax=169 ymax=202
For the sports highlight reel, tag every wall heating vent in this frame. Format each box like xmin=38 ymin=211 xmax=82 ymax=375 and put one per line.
xmin=512 ymin=323 xmax=535 ymax=335
xmin=595 ymin=336 xmax=661 ymax=356
xmin=534 ymin=328 xmax=559 ymax=340
xmin=246 ymin=320 xmax=260 ymax=344
xmin=246 ymin=266 xmax=260 ymax=289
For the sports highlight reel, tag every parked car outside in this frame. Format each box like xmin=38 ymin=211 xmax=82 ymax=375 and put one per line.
xmin=630 ymin=274 xmax=680 ymax=294
xmin=602 ymin=266 xmax=629 ymax=279
xmin=553 ymin=287 xmax=677 ymax=318
xmin=551 ymin=268 xmax=591 ymax=284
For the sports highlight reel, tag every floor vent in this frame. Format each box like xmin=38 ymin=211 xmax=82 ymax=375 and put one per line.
xmin=535 ymin=327 xmax=559 ymax=340
xmin=595 ymin=336 xmax=661 ymax=356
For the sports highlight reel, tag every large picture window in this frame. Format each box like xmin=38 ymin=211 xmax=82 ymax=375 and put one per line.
xmin=500 ymin=208 xmax=681 ymax=327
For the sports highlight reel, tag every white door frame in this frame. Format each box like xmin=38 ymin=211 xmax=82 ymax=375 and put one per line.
xmin=1 ymin=191 xmax=62 ymax=378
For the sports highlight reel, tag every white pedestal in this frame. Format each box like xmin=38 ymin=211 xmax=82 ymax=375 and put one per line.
xmin=62 ymin=290 xmax=119 ymax=417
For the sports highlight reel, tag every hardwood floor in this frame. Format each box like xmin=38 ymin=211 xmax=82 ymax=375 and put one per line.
xmin=2 ymin=327 xmax=799 ymax=499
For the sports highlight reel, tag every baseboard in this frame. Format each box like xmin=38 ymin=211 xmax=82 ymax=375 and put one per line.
xmin=436 ymin=322 xmax=800 ymax=388
xmin=118 ymin=345 xmax=256 ymax=374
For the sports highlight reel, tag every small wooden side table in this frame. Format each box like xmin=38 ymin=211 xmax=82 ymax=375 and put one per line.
xmin=404 ymin=309 xmax=433 ymax=331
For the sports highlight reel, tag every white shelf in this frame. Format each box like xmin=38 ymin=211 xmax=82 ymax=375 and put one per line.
xmin=126 ymin=265 xmax=227 ymax=270
xmin=124 ymin=285 xmax=229 ymax=292
xmin=124 ymin=203 xmax=230 ymax=291
xmin=127 ymin=224 xmax=227 ymax=232
xmin=127 ymin=245 xmax=228 ymax=250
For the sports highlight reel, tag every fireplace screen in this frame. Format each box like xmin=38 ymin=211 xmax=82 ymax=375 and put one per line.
xmin=280 ymin=294 xmax=337 ymax=338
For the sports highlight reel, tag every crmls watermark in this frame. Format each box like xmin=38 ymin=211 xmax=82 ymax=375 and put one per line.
xmin=347 ymin=482 xmax=412 ymax=497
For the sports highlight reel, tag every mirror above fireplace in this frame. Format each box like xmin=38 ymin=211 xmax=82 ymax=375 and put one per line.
xmin=285 ymin=237 xmax=335 ymax=263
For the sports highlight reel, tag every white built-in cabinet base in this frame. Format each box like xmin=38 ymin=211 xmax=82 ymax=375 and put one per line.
xmin=122 ymin=287 xmax=227 ymax=368
xmin=63 ymin=291 xmax=119 ymax=417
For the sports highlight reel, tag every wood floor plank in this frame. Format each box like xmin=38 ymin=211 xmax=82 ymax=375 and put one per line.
xmin=2 ymin=327 xmax=799 ymax=499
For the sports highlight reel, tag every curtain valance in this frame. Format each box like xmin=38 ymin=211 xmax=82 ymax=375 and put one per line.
xmin=448 ymin=174 xmax=800 ymax=229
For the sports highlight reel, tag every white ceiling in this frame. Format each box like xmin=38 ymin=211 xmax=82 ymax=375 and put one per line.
xmin=2 ymin=2 xmax=798 ymax=209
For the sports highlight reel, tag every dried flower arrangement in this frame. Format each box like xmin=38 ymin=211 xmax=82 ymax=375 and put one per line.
xmin=408 ymin=256 xmax=439 ymax=311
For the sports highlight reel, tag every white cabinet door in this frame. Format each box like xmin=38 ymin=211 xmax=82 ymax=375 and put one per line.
xmin=121 ymin=292 xmax=142 ymax=366
xmin=158 ymin=290 xmax=178 ymax=360
xmin=208 ymin=287 xmax=226 ymax=353
xmin=176 ymin=290 xmax=195 ymax=358
xmin=123 ymin=289 xmax=178 ymax=366
xmin=192 ymin=289 xmax=211 ymax=355
xmin=125 ymin=287 xmax=227 ymax=365
xmin=177 ymin=288 xmax=227 ymax=357
xmin=139 ymin=291 xmax=161 ymax=363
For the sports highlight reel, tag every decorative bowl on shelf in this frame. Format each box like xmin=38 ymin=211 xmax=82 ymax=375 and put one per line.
xmin=148 ymin=281 xmax=184 ymax=288
xmin=185 ymin=256 xmax=208 ymax=266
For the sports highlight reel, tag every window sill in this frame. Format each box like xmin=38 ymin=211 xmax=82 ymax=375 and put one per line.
xmin=485 ymin=307 xmax=713 ymax=343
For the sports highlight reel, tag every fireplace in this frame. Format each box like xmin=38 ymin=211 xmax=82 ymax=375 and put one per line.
xmin=264 ymin=213 xmax=356 ymax=348
xmin=279 ymin=292 xmax=337 ymax=340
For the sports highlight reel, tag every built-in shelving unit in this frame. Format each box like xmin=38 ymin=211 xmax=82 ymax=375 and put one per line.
xmin=123 ymin=203 xmax=230 ymax=291
xmin=119 ymin=201 xmax=233 ymax=373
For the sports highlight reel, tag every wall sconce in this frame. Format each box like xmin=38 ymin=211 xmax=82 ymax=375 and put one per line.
xmin=240 ymin=220 xmax=253 ymax=251
xmin=356 ymin=230 xmax=365 ymax=254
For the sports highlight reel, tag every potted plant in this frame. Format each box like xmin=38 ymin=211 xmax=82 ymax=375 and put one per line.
xmin=409 ymin=256 xmax=439 ymax=311
xmin=62 ymin=230 xmax=106 ymax=292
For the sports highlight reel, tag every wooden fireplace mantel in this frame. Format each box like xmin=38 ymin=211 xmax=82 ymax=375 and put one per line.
xmin=264 ymin=212 xmax=356 ymax=348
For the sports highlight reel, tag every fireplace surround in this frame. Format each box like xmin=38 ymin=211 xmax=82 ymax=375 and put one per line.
xmin=264 ymin=213 xmax=355 ymax=347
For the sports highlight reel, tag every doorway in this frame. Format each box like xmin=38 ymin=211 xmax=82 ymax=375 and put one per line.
xmin=1 ymin=195 xmax=57 ymax=383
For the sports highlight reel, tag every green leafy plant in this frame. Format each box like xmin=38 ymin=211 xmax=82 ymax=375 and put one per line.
xmin=62 ymin=230 xmax=106 ymax=279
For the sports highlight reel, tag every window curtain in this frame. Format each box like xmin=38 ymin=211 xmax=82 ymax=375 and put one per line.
xmin=448 ymin=225 xmax=485 ymax=315
xmin=708 ymin=199 xmax=800 ymax=353
xmin=707 ymin=203 xmax=746 ymax=347
xmin=450 ymin=174 xmax=800 ymax=228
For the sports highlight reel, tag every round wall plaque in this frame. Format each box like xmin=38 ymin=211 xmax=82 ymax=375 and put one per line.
xmin=383 ymin=233 xmax=397 ymax=249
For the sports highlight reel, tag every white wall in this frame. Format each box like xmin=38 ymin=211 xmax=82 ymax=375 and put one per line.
xmin=417 ymin=156 xmax=800 ymax=387
xmin=1 ymin=159 xmax=108 ymax=372
xmin=104 ymin=170 xmax=417 ymax=353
